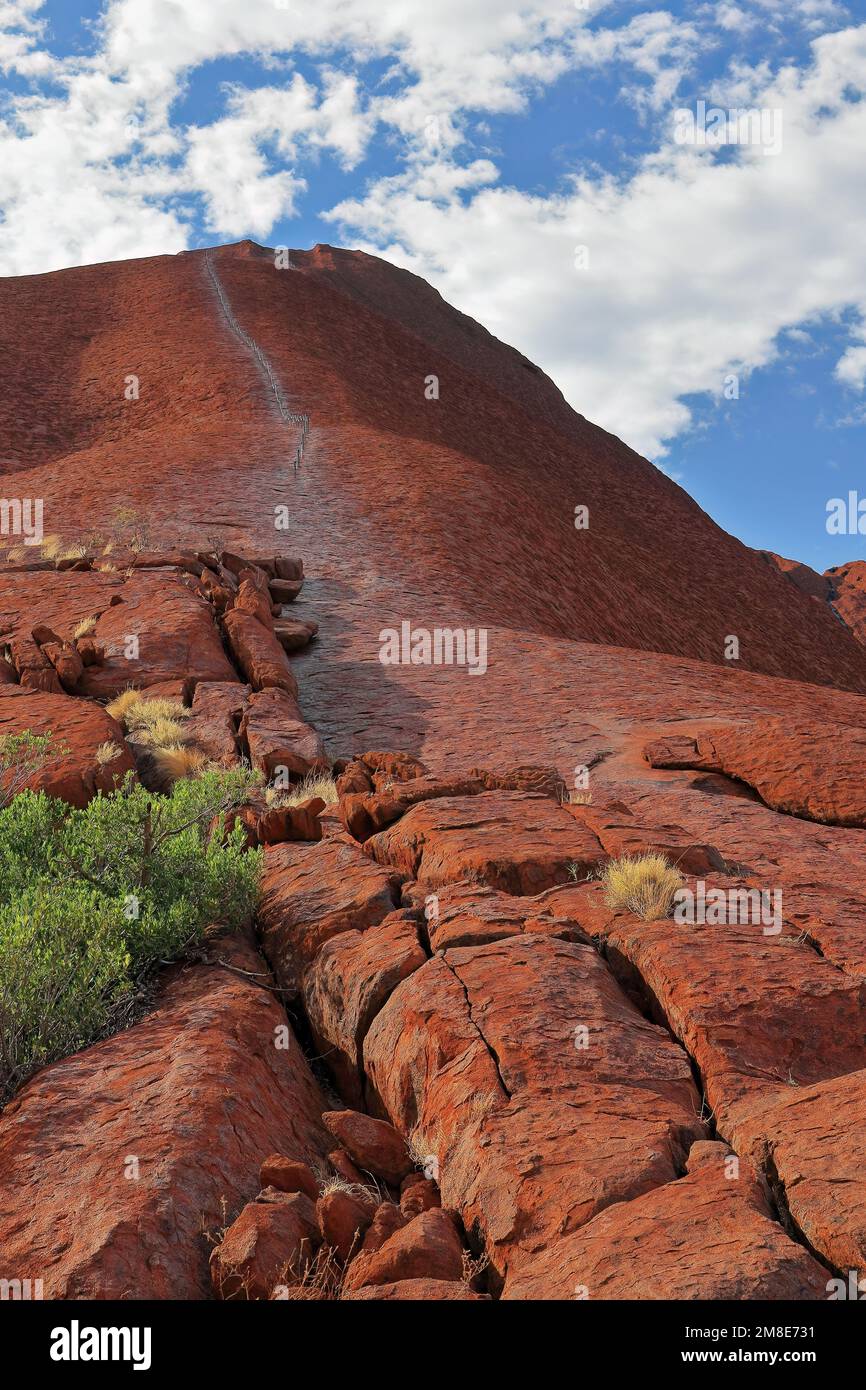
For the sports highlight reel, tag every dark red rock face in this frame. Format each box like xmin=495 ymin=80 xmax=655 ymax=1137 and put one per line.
xmin=0 ymin=936 xmax=330 ymax=1299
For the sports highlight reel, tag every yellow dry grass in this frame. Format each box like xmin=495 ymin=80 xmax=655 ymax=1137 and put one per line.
xmin=94 ymin=740 xmax=122 ymax=767
xmin=601 ymin=852 xmax=683 ymax=921
xmin=149 ymin=745 xmax=208 ymax=786
xmin=264 ymin=770 xmax=338 ymax=809
xmin=71 ymin=615 xmax=98 ymax=640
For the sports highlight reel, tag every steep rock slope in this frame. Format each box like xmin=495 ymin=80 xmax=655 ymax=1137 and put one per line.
xmin=2 ymin=240 xmax=866 ymax=696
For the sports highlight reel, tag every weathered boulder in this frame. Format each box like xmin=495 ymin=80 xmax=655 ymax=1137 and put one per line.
xmin=257 ymin=797 xmax=325 ymax=845
xmin=504 ymin=1141 xmax=829 ymax=1300
xmin=269 ymin=577 xmax=303 ymax=603
xmin=0 ymin=684 xmax=134 ymax=805
xmin=0 ymin=934 xmax=329 ymax=1299
xmin=728 ymin=1069 xmax=866 ymax=1275
xmin=303 ymin=909 xmax=426 ymax=1105
xmin=565 ymin=799 xmax=727 ymax=876
xmin=343 ymin=1208 xmax=465 ymax=1292
xmin=185 ymin=680 xmax=249 ymax=762
xmin=364 ymin=933 xmax=704 ymax=1287
xmin=223 ymin=608 xmax=299 ymax=695
xmin=317 ymin=1188 xmax=376 ymax=1263
xmin=400 ymin=1178 xmax=441 ymax=1218
xmin=210 ymin=1192 xmax=320 ymax=1300
xmin=240 ymin=687 xmax=326 ymax=777
xmin=259 ymin=1155 xmax=319 ymax=1202
xmin=77 ymin=569 xmax=236 ymax=698
xmin=365 ymin=790 xmax=606 ymax=893
xmin=595 ymin=908 xmax=866 ymax=1129
xmin=644 ymin=718 xmax=866 ymax=827
xmin=322 ymin=1110 xmax=412 ymax=1186
xmin=259 ymin=838 xmax=400 ymax=996
xmin=274 ymin=618 xmax=318 ymax=653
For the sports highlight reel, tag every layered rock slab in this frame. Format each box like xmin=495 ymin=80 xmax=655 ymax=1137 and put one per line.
xmin=258 ymin=837 xmax=401 ymax=997
xmin=0 ymin=684 xmax=135 ymax=805
xmin=645 ymin=719 xmax=866 ymax=827
xmin=0 ymin=933 xmax=329 ymax=1299
xmin=586 ymin=909 xmax=866 ymax=1130
xmin=364 ymin=790 xmax=605 ymax=894
xmin=504 ymin=1141 xmax=829 ymax=1301
xmin=76 ymin=568 xmax=236 ymax=698
xmin=363 ymin=933 xmax=705 ymax=1293
xmin=728 ymin=1069 xmax=866 ymax=1276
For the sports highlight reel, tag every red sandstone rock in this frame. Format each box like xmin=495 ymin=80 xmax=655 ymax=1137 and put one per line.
xmin=40 ymin=638 xmax=84 ymax=692
xmin=403 ymin=879 xmax=590 ymax=952
xmin=343 ymin=1207 xmax=464 ymax=1292
xmin=259 ymin=1156 xmax=319 ymax=1202
xmin=565 ymin=799 xmax=726 ymax=875
xmin=0 ymin=934 xmax=330 ymax=1298
xmin=359 ymin=1203 xmax=408 ymax=1253
xmin=328 ymin=1150 xmax=366 ymax=1185
xmin=6 ymin=633 xmax=62 ymax=691
xmin=504 ymin=1141 xmax=828 ymax=1300
xmin=303 ymin=909 xmax=426 ymax=1105
xmin=645 ymin=719 xmax=866 ymax=827
xmin=274 ymin=617 xmax=318 ymax=652
xmin=77 ymin=569 xmax=236 ymax=698
xmin=210 ymin=1191 xmax=320 ymax=1299
xmin=322 ymin=1110 xmax=412 ymax=1186
xmin=257 ymin=796 xmax=325 ymax=845
xmin=223 ymin=608 xmax=299 ymax=694
xmin=233 ymin=574 xmax=274 ymax=629
xmin=467 ymin=764 xmax=566 ymax=799
xmin=400 ymin=1179 xmax=441 ymax=1218
xmin=728 ymin=1069 xmax=866 ymax=1275
xmin=0 ymin=685 xmax=135 ymax=805
xmin=364 ymin=933 xmax=704 ymax=1287
xmin=269 ymin=577 xmax=303 ymax=603
xmin=589 ymin=903 xmax=866 ymax=1129
xmin=185 ymin=679 xmax=249 ymax=762
xmin=258 ymin=837 xmax=400 ymax=996
xmin=365 ymin=790 xmax=606 ymax=893
xmin=274 ymin=557 xmax=304 ymax=581
xmin=240 ymin=687 xmax=326 ymax=777
xmin=317 ymin=1189 xmax=375 ymax=1263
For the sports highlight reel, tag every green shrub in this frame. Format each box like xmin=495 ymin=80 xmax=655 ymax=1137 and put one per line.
xmin=0 ymin=765 xmax=262 ymax=1104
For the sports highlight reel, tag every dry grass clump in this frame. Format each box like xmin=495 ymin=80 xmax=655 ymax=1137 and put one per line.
xmin=319 ymin=1173 xmax=382 ymax=1205
xmin=105 ymin=688 xmax=144 ymax=723
xmin=71 ymin=614 xmax=98 ymax=640
xmin=134 ymin=715 xmax=188 ymax=749
xmin=36 ymin=534 xmax=88 ymax=562
xmin=95 ymin=740 xmax=122 ymax=767
xmin=149 ymin=746 xmax=209 ymax=787
xmin=264 ymin=770 xmax=338 ymax=809
xmin=562 ymin=788 xmax=593 ymax=805
xmin=105 ymin=690 xmax=190 ymax=736
xmin=601 ymin=852 xmax=683 ymax=921
xmin=275 ymin=1245 xmax=347 ymax=1301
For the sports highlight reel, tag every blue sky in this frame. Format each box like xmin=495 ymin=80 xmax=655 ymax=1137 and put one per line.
xmin=1 ymin=0 xmax=865 ymax=572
